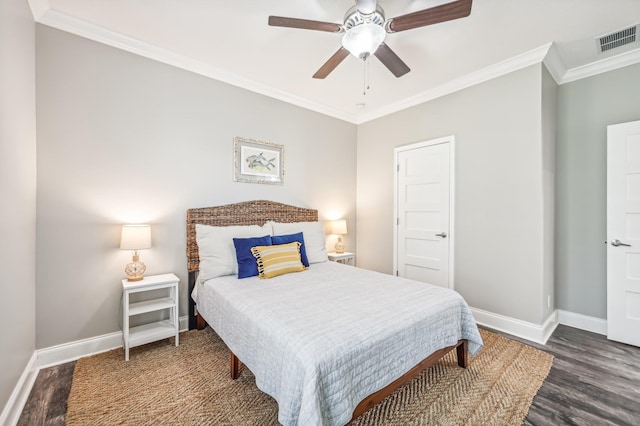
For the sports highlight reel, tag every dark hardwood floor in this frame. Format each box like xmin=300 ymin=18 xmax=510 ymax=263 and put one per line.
xmin=17 ymin=361 xmax=75 ymax=426
xmin=520 ymin=325 xmax=640 ymax=426
xmin=17 ymin=325 xmax=640 ymax=425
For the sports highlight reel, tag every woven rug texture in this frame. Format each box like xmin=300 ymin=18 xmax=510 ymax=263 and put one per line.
xmin=66 ymin=328 xmax=552 ymax=425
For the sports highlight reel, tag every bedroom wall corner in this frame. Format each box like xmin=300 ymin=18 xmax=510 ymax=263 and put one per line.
xmin=35 ymin=25 xmax=357 ymax=350
xmin=555 ymin=61 xmax=640 ymax=319
xmin=541 ymin=65 xmax=558 ymax=322
xmin=0 ymin=0 xmax=37 ymax=422
xmin=356 ymin=64 xmax=547 ymax=325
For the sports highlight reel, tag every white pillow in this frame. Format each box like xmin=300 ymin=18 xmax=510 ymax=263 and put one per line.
xmin=270 ymin=221 xmax=327 ymax=264
xmin=196 ymin=223 xmax=272 ymax=281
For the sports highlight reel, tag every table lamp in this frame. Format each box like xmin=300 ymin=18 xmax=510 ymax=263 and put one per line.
xmin=330 ymin=220 xmax=347 ymax=254
xmin=120 ymin=224 xmax=152 ymax=281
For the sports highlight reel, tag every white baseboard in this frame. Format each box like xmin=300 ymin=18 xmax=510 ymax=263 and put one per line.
xmin=0 ymin=352 xmax=38 ymax=426
xmin=557 ymin=309 xmax=607 ymax=335
xmin=36 ymin=330 xmax=124 ymax=369
xmin=472 ymin=306 xmax=608 ymax=344
xmin=38 ymin=315 xmax=189 ymax=368
xmin=471 ymin=307 xmax=559 ymax=345
xmin=1 ymin=316 xmax=189 ymax=426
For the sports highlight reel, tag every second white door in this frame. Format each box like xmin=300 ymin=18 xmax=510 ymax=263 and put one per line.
xmin=395 ymin=137 xmax=453 ymax=288
xmin=607 ymin=119 xmax=640 ymax=347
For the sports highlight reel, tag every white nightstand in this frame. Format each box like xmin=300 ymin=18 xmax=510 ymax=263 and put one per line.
xmin=122 ymin=273 xmax=179 ymax=361
xmin=328 ymin=252 xmax=356 ymax=266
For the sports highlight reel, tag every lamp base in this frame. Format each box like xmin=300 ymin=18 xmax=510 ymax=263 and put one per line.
xmin=335 ymin=236 xmax=345 ymax=254
xmin=125 ymin=254 xmax=146 ymax=282
xmin=127 ymin=275 xmax=144 ymax=282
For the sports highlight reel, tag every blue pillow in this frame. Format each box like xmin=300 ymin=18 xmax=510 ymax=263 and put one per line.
xmin=233 ymin=235 xmax=272 ymax=279
xmin=272 ymin=232 xmax=309 ymax=267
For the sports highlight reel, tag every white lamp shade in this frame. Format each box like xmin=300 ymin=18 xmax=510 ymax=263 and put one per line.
xmin=330 ymin=220 xmax=348 ymax=235
xmin=342 ymin=23 xmax=386 ymax=59
xmin=120 ymin=224 xmax=152 ymax=250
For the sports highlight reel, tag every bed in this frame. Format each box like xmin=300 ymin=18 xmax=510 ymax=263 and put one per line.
xmin=186 ymin=200 xmax=483 ymax=426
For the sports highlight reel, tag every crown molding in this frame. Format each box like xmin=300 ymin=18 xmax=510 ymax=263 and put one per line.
xmin=34 ymin=8 xmax=358 ymax=124
xmin=561 ymin=47 xmax=640 ymax=84
xmin=357 ymin=44 xmax=553 ymax=124
xmin=28 ymin=1 xmax=640 ymax=124
xmin=27 ymin=0 xmax=49 ymax=21
xmin=541 ymin=42 xmax=567 ymax=84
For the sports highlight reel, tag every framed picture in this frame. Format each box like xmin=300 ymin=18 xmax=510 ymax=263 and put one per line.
xmin=234 ymin=137 xmax=284 ymax=185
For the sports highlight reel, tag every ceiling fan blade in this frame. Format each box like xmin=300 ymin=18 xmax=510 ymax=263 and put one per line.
xmin=355 ymin=0 xmax=377 ymax=15
xmin=374 ymin=43 xmax=410 ymax=77
xmin=268 ymin=16 xmax=343 ymax=33
xmin=313 ymin=47 xmax=350 ymax=79
xmin=387 ymin=0 xmax=472 ymax=33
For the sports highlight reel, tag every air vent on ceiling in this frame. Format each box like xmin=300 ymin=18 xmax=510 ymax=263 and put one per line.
xmin=597 ymin=24 xmax=638 ymax=53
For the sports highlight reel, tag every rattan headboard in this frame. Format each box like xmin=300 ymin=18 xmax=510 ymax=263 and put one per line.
xmin=186 ymin=200 xmax=318 ymax=329
xmin=186 ymin=200 xmax=318 ymax=273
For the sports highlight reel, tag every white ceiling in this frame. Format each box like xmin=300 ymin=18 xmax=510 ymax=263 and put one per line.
xmin=30 ymin=0 xmax=640 ymax=123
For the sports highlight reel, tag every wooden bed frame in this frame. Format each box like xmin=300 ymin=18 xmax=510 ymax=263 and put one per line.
xmin=186 ymin=200 xmax=468 ymax=421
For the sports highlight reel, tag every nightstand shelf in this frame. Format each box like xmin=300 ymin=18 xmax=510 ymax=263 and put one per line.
xmin=129 ymin=297 xmax=175 ymax=316
xmin=122 ymin=273 xmax=179 ymax=361
xmin=129 ymin=320 xmax=177 ymax=348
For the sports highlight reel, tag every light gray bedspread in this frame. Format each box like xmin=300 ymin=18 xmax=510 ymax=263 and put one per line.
xmin=195 ymin=261 xmax=483 ymax=426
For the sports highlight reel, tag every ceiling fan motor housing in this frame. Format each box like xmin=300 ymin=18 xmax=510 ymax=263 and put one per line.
xmin=344 ymin=5 xmax=385 ymax=31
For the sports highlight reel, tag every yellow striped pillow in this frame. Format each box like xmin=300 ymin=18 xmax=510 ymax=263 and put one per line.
xmin=251 ymin=242 xmax=306 ymax=279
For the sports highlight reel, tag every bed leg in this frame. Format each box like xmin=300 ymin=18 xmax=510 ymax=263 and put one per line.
xmin=456 ymin=340 xmax=469 ymax=368
xmin=231 ymin=352 xmax=241 ymax=379
xmin=196 ymin=313 xmax=206 ymax=330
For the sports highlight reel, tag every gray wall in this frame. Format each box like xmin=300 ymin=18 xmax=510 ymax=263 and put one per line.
xmin=556 ymin=62 xmax=640 ymax=319
xmin=541 ymin=66 xmax=557 ymax=321
xmin=35 ymin=26 xmax=357 ymax=349
xmin=0 ymin=0 xmax=37 ymax=413
xmin=357 ymin=64 xmax=553 ymax=325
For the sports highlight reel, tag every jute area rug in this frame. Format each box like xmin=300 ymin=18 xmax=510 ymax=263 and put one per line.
xmin=66 ymin=328 xmax=552 ymax=425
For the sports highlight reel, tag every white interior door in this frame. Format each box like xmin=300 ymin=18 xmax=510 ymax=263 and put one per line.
xmin=607 ymin=119 xmax=640 ymax=347
xmin=394 ymin=137 xmax=453 ymax=288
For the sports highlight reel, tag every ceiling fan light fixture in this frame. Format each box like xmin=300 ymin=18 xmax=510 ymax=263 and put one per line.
xmin=342 ymin=23 xmax=385 ymax=60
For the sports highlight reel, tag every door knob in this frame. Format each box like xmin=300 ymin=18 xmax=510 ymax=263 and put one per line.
xmin=435 ymin=232 xmax=447 ymax=238
xmin=611 ymin=239 xmax=631 ymax=247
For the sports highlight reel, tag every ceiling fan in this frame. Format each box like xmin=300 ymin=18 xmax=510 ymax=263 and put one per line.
xmin=268 ymin=0 xmax=473 ymax=79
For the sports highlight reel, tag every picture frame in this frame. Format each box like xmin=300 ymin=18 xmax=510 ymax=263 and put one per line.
xmin=234 ymin=137 xmax=284 ymax=185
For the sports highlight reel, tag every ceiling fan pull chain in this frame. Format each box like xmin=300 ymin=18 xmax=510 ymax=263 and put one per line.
xmin=363 ymin=58 xmax=371 ymax=95
xmin=363 ymin=60 xmax=366 ymax=95
xmin=367 ymin=59 xmax=371 ymax=93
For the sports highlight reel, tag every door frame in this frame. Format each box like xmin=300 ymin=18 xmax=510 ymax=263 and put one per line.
xmin=393 ymin=135 xmax=456 ymax=289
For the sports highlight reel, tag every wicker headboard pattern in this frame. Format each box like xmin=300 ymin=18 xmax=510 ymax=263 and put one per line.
xmin=186 ymin=200 xmax=318 ymax=273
